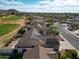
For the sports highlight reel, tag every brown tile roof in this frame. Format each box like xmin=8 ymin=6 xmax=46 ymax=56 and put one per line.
xmin=15 ymin=19 xmax=60 ymax=48
xmin=15 ymin=28 xmax=60 ymax=48
xmin=22 ymin=46 xmax=58 ymax=59
xmin=15 ymin=28 xmax=44 ymax=48
xmin=22 ymin=46 xmax=40 ymax=59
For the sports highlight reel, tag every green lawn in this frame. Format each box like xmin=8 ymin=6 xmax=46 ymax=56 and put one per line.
xmin=1 ymin=15 xmax=23 ymax=20
xmin=0 ymin=24 xmax=20 ymax=36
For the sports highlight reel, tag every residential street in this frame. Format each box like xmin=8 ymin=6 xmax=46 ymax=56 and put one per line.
xmin=58 ymin=23 xmax=79 ymax=51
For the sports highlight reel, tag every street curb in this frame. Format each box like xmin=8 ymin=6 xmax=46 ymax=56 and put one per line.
xmin=59 ymin=34 xmax=65 ymax=41
xmin=59 ymin=33 xmax=79 ymax=53
xmin=65 ymin=27 xmax=79 ymax=39
xmin=65 ymin=27 xmax=79 ymax=54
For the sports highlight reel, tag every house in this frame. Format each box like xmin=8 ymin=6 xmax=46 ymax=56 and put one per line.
xmin=45 ymin=38 xmax=60 ymax=51
xmin=15 ymin=17 xmax=60 ymax=51
xmin=22 ymin=45 xmax=58 ymax=59
xmin=39 ymin=35 xmax=60 ymax=52
xmin=33 ymin=16 xmax=44 ymax=23
xmin=14 ymin=16 xmax=60 ymax=59
xmin=15 ymin=28 xmax=44 ymax=48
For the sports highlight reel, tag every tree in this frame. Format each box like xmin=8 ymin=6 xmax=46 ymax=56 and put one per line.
xmin=19 ymin=27 xmax=25 ymax=35
xmin=26 ymin=16 xmax=33 ymax=21
xmin=48 ymin=26 xmax=59 ymax=35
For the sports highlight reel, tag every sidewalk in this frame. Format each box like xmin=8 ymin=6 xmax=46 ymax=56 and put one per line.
xmin=59 ymin=34 xmax=76 ymax=51
xmin=60 ymin=27 xmax=79 ymax=54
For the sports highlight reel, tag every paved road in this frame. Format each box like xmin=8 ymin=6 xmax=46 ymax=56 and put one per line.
xmin=58 ymin=23 xmax=79 ymax=51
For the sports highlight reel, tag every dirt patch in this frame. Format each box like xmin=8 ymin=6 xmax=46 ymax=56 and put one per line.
xmin=0 ymin=19 xmax=25 ymax=26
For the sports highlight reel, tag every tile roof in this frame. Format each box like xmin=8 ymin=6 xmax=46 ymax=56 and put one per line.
xmin=15 ymin=28 xmax=43 ymax=48
xmin=22 ymin=45 xmax=58 ymax=59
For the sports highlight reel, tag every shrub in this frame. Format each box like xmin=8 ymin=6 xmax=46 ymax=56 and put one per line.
xmin=19 ymin=27 xmax=25 ymax=35
xmin=64 ymin=51 xmax=72 ymax=58
xmin=60 ymin=54 xmax=68 ymax=59
xmin=69 ymin=49 xmax=78 ymax=57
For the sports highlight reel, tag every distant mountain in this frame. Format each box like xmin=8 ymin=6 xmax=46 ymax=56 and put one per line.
xmin=0 ymin=9 xmax=6 ymax=12
xmin=0 ymin=9 xmax=18 ymax=13
xmin=6 ymin=9 xmax=19 ymax=12
xmin=0 ymin=9 xmax=79 ymax=17
xmin=0 ymin=9 xmax=31 ymax=16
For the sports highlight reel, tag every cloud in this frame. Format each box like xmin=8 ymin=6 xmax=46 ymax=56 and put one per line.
xmin=39 ymin=0 xmax=79 ymax=6
xmin=0 ymin=0 xmax=26 ymax=6
xmin=0 ymin=0 xmax=79 ymax=12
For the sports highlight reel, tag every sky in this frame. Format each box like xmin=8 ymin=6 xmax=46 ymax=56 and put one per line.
xmin=0 ymin=0 xmax=79 ymax=13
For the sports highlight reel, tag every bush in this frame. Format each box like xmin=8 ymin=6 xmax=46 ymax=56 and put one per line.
xmin=19 ymin=27 xmax=25 ymax=35
xmin=69 ymin=49 xmax=78 ymax=57
xmin=64 ymin=51 xmax=72 ymax=58
xmin=60 ymin=54 xmax=68 ymax=59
